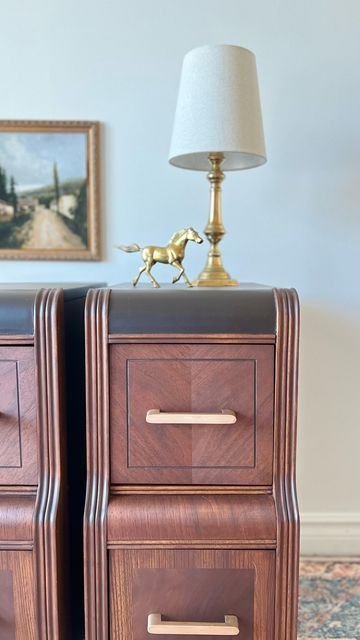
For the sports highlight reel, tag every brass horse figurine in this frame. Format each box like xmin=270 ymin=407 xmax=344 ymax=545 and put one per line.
xmin=117 ymin=227 xmax=203 ymax=288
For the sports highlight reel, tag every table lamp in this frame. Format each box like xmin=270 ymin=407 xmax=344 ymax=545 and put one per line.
xmin=169 ymin=44 xmax=266 ymax=286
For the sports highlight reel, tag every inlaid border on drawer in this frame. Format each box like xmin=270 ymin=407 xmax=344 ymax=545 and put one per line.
xmin=0 ymin=347 xmax=37 ymax=485
xmin=109 ymin=343 xmax=274 ymax=485
xmin=109 ymin=548 xmax=275 ymax=640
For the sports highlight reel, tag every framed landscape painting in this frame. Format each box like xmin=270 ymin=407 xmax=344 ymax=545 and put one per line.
xmin=0 ymin=120 xmax=100 ymax=260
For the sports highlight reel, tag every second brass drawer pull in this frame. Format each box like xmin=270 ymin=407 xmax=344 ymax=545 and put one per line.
xmin=147 ymin=613 xmax=240 ymax=635
xmin=146 ymin=409 xmax=237 ymax=425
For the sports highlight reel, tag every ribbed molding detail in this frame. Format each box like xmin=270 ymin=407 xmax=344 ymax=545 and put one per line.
xmin=273 ymin=289 xmax=300 ymax=640
xmin=83 ymin=289 xmax=110 ymax=640
xmin=33 ymin=288 xmax=65 ymax=639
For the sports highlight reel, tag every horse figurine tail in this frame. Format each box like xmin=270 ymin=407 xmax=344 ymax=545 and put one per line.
xmin=117 ymin=243 xmax=141 ymax=253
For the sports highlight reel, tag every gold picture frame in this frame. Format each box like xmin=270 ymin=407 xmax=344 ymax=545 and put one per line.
xmin=0 ymin=120 xmax=100 ymax=260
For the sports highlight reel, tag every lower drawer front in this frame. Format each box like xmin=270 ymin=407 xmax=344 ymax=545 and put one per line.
xmin=109 ymin=549 xmax=275 ymax=639
xmin=0 ymin=551 xmax=36 ymax=640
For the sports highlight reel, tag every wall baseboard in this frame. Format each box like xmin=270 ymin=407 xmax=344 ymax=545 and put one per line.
xmin=300 ymin=512 xmax=360 ymax=556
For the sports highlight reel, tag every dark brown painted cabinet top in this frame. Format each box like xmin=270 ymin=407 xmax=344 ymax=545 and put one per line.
xmin=108 ymin=283 xmax=277 ymax=335
xmin=0 ymin=284 xmax=103 ymax=335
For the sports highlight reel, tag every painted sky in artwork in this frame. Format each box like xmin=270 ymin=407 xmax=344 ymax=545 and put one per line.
xmin=0 ymin=132 xmax=87 ymax=192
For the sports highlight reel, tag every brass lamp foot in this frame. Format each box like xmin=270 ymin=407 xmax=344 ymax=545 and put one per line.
xmin=192 ymin=248 xmax=238 ymax=287
xmin=192 ymin=154 xmax=238 ymax=287
xmin=193 ymin=274 xmax=238 ymax=287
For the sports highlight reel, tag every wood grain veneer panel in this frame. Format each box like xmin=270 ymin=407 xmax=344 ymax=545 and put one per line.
xmin=0 ymin=495 xmax=34 ymax=543
xmin=0 ymin=361 xmax=21 ymax=467
xmin=0 ymin=347 xmax=37 ymax=485
xmin=134 ymin=569 xmax=253 ymax=638
xmin=109 ymin=549 xmax=275 ymax=640
xmin=107 ymin=494 xmax=276 ymax=546
xmin=129 ymin=359 xmax=254 ymax=467
xmin=0 ymin=570 xmax=15 ymax=639
xmin=110 ymin=344 xmax=274 ymax=484
xmin=0 ymin=551 xmax=36 ymax=639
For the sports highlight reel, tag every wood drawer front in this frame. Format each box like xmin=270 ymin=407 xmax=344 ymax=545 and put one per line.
xmin=0 ymin=552 xmax=36 ymax=639
xmin=0 ymin=570 xmax=15 ymax=639
xmin=109 ymin=549 xmax=275 ymax=640
xmin=110 ymin=344 xmax=274 ymax=484
xmin=0 ymin=348 xmax=37 ymax=485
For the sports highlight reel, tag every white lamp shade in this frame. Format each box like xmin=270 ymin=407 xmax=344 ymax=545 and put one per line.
xmin=169 ymin=44 xmax=266 ymax=171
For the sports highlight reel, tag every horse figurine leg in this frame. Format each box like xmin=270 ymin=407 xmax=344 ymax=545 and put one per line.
xmin=133 ymin=258 xmax=160 ymax=288
xmin=132 ymin=265 xmax=146 ymax=287
xmin=172 ymin=260 xmax=193 ymax=287
xmin=145 ymin=259 xmax=160 ymax=288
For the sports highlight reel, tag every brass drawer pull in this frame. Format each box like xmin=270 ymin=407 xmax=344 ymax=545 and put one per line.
xmin=146 ymin=409 xmax=237 ymax=425
xmin=147 ymin=613 xmax=239 ymax=635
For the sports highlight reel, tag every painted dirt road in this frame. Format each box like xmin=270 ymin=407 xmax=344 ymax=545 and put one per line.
xmin=22 ymin=206 xmax=85 ymax=249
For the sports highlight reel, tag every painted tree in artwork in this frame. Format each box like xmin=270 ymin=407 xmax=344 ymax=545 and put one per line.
xmin=73 ymin=180 xmax=87 ymax=244
xmin=0 ymin=166 xmax=8 ymax=202
xmin=53 ymin=161 xmax=60 ymax=214
xmin=65 ymin=179 xmax=88 ymax=245
xmin=9 ymin=177 xmax=18 ymax=216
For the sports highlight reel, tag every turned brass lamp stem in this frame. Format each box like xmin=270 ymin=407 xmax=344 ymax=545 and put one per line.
xmin=193 ymin=154 xmax=238 ymax=287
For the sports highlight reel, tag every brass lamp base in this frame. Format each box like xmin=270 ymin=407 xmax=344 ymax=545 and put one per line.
xmin=192 ymin=255 xmax=239 ymax=287
xmin=193 ymin=275 xmax=239 ymax=287
xmin=192 ymin=153 xmax=238 ymax=287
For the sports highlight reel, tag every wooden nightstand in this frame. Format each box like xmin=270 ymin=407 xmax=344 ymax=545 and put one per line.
xmin=0 ymin=285 xmax=94 ymax=639
xmin=84 ymin=285 xmax=300 ymax=640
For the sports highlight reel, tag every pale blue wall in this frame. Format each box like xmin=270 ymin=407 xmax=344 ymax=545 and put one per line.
xmin=0 ymin=0 xmax=359 ymax=519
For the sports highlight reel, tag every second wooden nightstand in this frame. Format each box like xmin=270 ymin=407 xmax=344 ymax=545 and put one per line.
xmin=0 ymin=284 xmax=96 ymax=639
